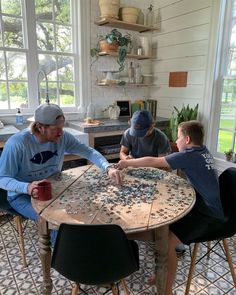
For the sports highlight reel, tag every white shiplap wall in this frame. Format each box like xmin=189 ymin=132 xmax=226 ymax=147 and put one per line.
xmin=150 ymin=0 xmax=214 ymax=118
xmin=89 ymin=0 xmax=216 ymax=120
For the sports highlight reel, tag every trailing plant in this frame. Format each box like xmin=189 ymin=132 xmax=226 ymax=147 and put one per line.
xmin=90 ymin=29 xmax=132 ymax=72
xmin=166 ymin=104 xmax=199 ymax=142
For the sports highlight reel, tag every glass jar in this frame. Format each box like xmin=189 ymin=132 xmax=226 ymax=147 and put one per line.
xmin=135 ymin=64 xmax=142 ymax=84
xmin=128 ymin=62 xmax=135 ymax=83
xmin=137 ymin=9 xmax=144 ymax=25
xmin=86 ymin=102 xmax=95 ymax=120
xmin=146 ymin=4 xmax=154 ymax=27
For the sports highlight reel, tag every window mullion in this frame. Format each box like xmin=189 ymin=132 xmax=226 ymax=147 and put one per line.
xmin=24 ymin=0 xmax=40 ymax=110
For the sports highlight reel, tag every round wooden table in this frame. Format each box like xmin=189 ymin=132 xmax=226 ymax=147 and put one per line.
xmin=33 ymin=165 xmax=196 ymax=294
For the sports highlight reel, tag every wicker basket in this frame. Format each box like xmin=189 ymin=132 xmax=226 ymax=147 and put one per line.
xmin=99 ymin=0 xmax=120 ymax=19
xmin=120 ymin=7 xmax=139 ymax=24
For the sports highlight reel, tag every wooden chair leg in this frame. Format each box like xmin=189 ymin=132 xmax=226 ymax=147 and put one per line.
xmin=185 ymin=243 xmax=199 ymax=295
xmin=207 ymin=241 xmax=211 ymax=258
xmin=15 ymin=216 xmax=27 ymax=268
xmin=111 ymin=283 xmax=118 ymax=295
xmin=71 ymin=283 xmax=79 ymax=295
xmin=222 ymin=239 xmax=236 ymax=288
xmin=120 ymin=279 xmax=129 ymax=295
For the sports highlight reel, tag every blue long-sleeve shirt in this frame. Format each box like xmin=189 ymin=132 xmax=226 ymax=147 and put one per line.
xmin=0 ymin=129 xmax=110 ymax=200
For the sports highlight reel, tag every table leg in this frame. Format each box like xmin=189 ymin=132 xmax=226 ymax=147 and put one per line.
xmin=154 ymin=225 xmax=169 ymax=295
xmin=38 ymin=217 xmax=53 ymax=295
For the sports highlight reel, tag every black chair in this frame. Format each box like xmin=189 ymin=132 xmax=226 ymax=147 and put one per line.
xmin=185 ymin=167 xmax=236 ymax=294
xmin=0 ymin=188 xmax=27 ymax=267
xmin=51 ymin=223 xmax=139 ymax=295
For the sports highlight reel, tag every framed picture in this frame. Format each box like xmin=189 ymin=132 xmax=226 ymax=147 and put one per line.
xmin=116 ymin=100 xmax=131 ymax=117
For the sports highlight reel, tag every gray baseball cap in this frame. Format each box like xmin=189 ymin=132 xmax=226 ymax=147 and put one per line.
xmin=34 ymin=103 xmax=65 ymax=125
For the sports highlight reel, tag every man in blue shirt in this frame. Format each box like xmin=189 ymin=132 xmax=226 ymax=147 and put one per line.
xmin=0 ymin=103 xmax=122 ymax=224
xmin=117 ymin=120 xmax=224 ymax=295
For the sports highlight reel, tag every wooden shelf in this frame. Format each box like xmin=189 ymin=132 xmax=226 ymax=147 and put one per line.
xmin=95 ymin=18 xmax=159 ymax=33
xmin=98 ymin=51 xmax=154 ymax=60
xmin=97 ymin=82 xmax=152 ymax=87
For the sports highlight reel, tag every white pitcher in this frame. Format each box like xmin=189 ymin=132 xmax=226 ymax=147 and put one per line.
xmin=108 ymin=104 xmax=120 ymax=119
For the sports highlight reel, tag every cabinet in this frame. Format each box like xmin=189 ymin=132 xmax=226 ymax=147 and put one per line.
xmin=89 ymin=130 xmax=124 ymax=161
xmin=94 ymin=18 xmax=157 ymax=87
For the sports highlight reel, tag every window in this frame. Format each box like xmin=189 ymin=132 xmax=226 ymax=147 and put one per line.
xmin=213 ymin=0 xmax=236 ymax=159
xmin=0 ymin=0 xmax=81 ymax=114
xmin=0 ymin=0 xmax=28 ymax=110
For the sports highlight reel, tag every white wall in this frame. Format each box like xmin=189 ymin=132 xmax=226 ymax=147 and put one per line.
xmin=150 ymin=0 xmax=215 ymax=119
xmin=89 ymin=0 xmax=217 ymax=121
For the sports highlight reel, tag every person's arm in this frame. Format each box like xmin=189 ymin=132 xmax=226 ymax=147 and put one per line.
xmin=64 ymin=132 xmax=123 ymax=184
xmin=156 ymin=129 xmax=171 ymax=156
xmin=117 ymin=156 xmax=170 ymax=170
xmin=0 ymin=138 xmax=30 ymax=194
xmin=120 ymin=145 xmax=133 ymax=160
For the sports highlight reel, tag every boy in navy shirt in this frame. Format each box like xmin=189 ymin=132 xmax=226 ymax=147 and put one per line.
xmin=118 ymin=120 xmax=224 ymax=295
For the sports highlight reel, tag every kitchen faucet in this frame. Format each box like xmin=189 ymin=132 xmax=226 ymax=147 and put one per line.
xmin=37 ymin=69 xmax=49 ymax=105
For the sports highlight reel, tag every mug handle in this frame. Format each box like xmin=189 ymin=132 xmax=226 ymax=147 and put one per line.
xmin=31 ymin=187 xmax=39 ymax=199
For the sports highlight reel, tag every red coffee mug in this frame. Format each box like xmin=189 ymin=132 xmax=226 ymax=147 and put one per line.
xmin=31 ymin=181 xmax=52 ymax=201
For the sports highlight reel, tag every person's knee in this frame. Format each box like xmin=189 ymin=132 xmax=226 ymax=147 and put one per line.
xmin=9 ymin=194 xmax=38 ymax=221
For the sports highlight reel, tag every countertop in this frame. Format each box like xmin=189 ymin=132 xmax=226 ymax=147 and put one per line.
xmin=0 ymin=117 xmax=169 ymax=147
xmin=68 ymin=117 xmax=169 ymax=133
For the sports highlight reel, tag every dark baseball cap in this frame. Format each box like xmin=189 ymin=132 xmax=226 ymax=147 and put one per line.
xmin=130 ymin=110 xmax=153 ymax=137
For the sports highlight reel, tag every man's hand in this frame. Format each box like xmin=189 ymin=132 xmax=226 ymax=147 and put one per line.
xmin=107 ymin=168 xmax=123 ymax=185
xmin=27 ymin=179 xmax=48 ymax=196
xmin=117 ymin=160 xmax=129 ymax=170
xmin=125 ymin=155 xmax=133 ymax=160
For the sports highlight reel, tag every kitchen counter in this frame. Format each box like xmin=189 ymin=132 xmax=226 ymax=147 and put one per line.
xmin=0 ymin=117 xmax=169 ymax=161
xmin=68 ymin=116 xmax=169 ymax=133
xmin=68 ymin=117 xmax=169 ymax=160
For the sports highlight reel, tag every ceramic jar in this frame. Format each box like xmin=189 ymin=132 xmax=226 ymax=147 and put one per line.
xmin=120 ymin=7 xmax=139 ymax=23
xmin=99 ymin=0 xmax=120 ymax=19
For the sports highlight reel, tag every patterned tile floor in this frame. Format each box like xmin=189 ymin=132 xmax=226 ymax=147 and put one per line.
xmin=0 ymin=219 xmax=236 ymax=294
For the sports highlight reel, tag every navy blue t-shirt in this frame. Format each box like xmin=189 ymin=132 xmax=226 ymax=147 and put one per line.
xmin=165 ymin=146 xmax=224 ymax=220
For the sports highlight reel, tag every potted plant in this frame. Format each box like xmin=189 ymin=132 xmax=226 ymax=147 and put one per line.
xmin=166 ymin=104 xmax=199 ymax=151
xmin=224 ymin=149 xmax=233 ymax=161
xmin=90 ymin=29 xmax=132 ymax=71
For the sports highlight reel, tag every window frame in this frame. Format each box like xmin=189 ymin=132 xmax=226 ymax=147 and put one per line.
xmin=205 ymin=0 xmax=236 ymax=171
xmin=0 ymin=0 xmax=90 ymax=116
